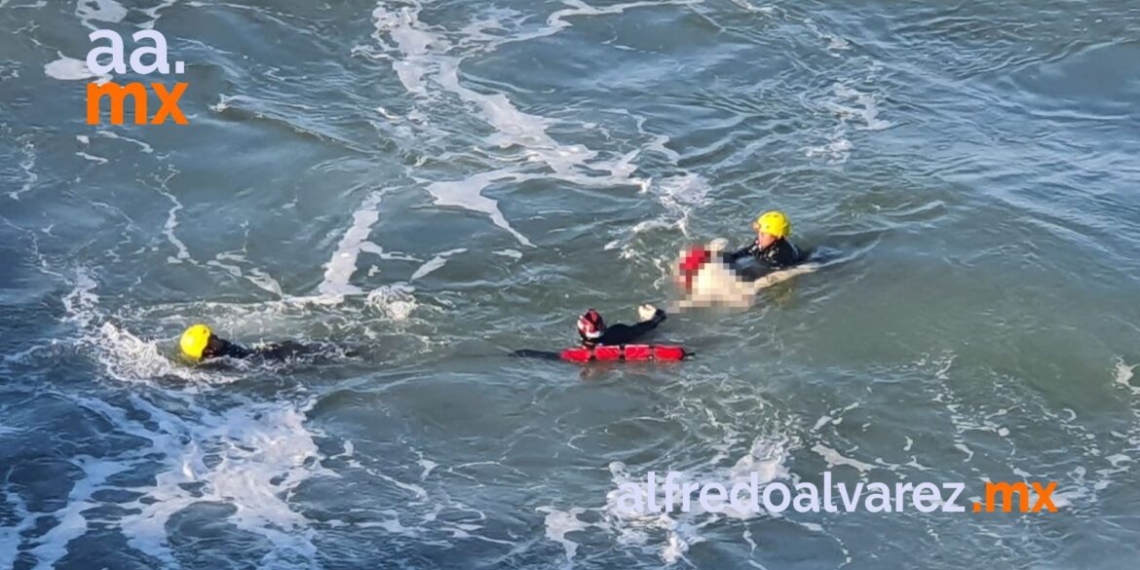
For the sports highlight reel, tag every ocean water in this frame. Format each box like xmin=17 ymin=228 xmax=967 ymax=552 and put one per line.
xmin=2 ymin=0 xmax=1139 ymax=568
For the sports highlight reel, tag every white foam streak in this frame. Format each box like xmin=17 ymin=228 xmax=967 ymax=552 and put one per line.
xmin=1114 ymin=358 xmax=1137 ymax=395
xmin=63 ymin=273 xmax=223 ymax=385
xmin=411 ymin=248 xmax=467 ymax=281
xmin=138 ymin=0 xmax=179 ymax=29
xmin=418 ymin=458 xmax=438 ymax=480
xmin=436 ymin=58 xmax=595 ymax=177
xmin=27 ymin=455 xmax=121 ymax=570
xmin=805 ymin=83 xmax=888 ymax=163
xmin=830 ymin=84 xmax=890 ymax=131
xmin=208 ymin=253 xmax=286 ymax=297
xmin=540 ymin=506 xmax=591 ymax=562
xmin=651 ymin=173 xmax=710 ymax=237
xmin=75 ymin=151 xmax=109 ymax=164
xmin=8 ymin=137 xmax=38 ymax=200
xmin=319 ymin=192 xmax=382 ymax=297
xmin=365 ymin=283 xmax=418 ymax=321
xmin=371 ymin=4 xmax=442 ymax=94
xmin=62 ymin=269 xmax=100 ymax=329
xmin=0 ymin=490 xmax=33 ymax=570
xmin=811 ymin=444 xmax=875 ymax=473
xmin=728 ymin=0 xmax=774 ymax=13
xmin=546 ymin=0 xmax=697 ymax=39
xmin=40 ymin=390 xmax=328 ymax=569
xmin=424 ymin=171 xmax=535 ymax=247
xmin=95 ymin=322 xmax=224 ymax=385
xmin=362 ymin=467 xmax=428 ymax=501
xmin=246 ymin=267 xmax=285 ymax=297
xmin=435 ymin=58 xmax=651 ymax=193
xmin=97 ymin=130 xmax=155 ymax=154
xmin=803 ymin=17 xmax=850 ymax=55
xmin=114 ymin=396 xmax=331 ymax=569
xmin=804 ymin=130 xmax=852 ymax=164
xmin=371 ymin=0 xmax=703 ymax=248
xmin=44 ymin=54 xmax=107 ymax=80
xmin=76 ymin=0 xmax=128 ymax=26
xmin=156 ymin=182 xmax=192 ymax=263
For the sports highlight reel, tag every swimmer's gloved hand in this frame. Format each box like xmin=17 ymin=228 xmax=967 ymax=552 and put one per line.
xmin=638 ymin=303 xmax=659 ymax=323
xmin=707 ymin=238 xmax=729 ymax=254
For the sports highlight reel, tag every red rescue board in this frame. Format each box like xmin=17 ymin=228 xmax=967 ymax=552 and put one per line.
xmin=560 ymin=344 xmax=689 ymax=364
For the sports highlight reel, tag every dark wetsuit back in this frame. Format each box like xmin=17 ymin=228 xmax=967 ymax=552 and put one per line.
xmin=726 ymin=238 xmax=803 ymax=280
xmin=202 ymin=337 xmax=309 ymax=362
xmin=512 ymin=309 xmax=667 ymax=361
xmin=594 ymin=309 xmax=666 ymax=346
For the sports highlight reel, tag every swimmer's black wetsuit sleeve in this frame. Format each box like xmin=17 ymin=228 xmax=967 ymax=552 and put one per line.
xmin=596 ymin=309 xmax=666 ymax=345
xmin=214 ymin=339 xmax=308 ymax=361
xmin=252 ymin=341 xmax=310 ymax=361
xmin=510 ymin=349 xmax=562 ymax=361
xmin=729 ymin=239 xmax=802 ymax=269
xmin=728 ymin=242 xmax=759 ymax=263
xmin=213 ymin=339 xmax=253 ymax=359
xmin=510 ymin=310 xmax=666 ymax=359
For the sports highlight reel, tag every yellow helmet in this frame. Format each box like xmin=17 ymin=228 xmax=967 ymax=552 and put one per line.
xmin=180 ymin=324 xmax=213 ymax=360
xmin=754 ymin=210 xmax=791 ymax=238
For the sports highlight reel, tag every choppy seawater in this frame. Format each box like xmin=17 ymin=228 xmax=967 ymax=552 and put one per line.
xmin=2 ymin=0 xmax=1140 ymax=568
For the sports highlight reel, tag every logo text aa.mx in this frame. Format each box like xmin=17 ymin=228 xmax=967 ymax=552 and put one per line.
xmin=85 ymin=29 xmax=188 ymax=125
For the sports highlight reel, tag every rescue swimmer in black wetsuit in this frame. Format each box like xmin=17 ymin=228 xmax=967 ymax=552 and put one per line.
xmin=179 ymin=323 xmax=309 ymax=364
xmin=725 ymin=210 xmax=803 ymax=280
xmin=511 ymin=304 xmax=683 ymax=361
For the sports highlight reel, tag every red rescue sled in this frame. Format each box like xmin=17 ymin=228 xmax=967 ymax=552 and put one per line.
xmin=560 ymin=344 xmax=689 ymax=364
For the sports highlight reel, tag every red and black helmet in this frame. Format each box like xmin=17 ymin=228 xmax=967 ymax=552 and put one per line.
xmin=577 ymin=309 xmax=605 ymax=341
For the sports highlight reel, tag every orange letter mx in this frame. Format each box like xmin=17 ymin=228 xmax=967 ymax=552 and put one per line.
xmin=86 ymin=82 xmax=188 ymax=125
